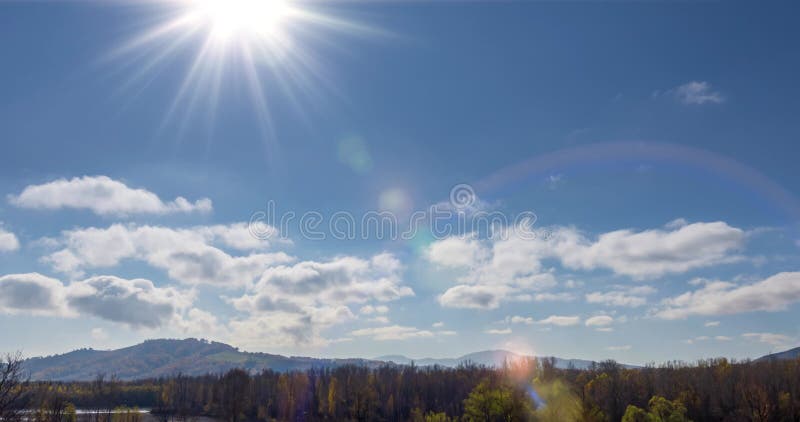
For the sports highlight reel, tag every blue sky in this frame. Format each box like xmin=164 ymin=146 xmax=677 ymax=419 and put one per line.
xmin=1 ymin=0 xmax=799 ymax=365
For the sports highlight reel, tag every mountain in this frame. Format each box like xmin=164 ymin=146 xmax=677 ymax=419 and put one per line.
xmin=757 ymin=346 xmax=800 ymax=361
xmin=375 ymin=349 xmax=599 ymax=370
xmin=22 ymin=338 xmax=381 ymax=381
xmin=23 ymin=338 xmax=629 ymax=381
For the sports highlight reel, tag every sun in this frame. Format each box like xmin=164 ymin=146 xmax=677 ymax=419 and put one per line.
xmin=107 ymin=0 xmax=380 ymax=146
xmin=188 ymin=0 xmax=294 ymax=43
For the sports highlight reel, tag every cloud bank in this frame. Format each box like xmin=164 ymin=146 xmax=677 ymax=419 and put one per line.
xmin=655 ymin=272 xmax=800 ymax=319
xmin=429 ymin=221 xmax=744 ymax=309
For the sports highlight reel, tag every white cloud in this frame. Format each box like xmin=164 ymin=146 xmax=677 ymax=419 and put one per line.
xmin=551 ymin=222 xmax=744 ymax=279
xmin=67 ymin=275 xmax=193 ymax=329
xmin=665 ymin=218 xmax=689 ymax=229
xmin=0 ymin=226 xmax=20 ymax=252
xmin=485 ymin=328 xmax=512 ymax=335
xmin=0 ymin=273 xmax=70 ymax=316
xmin=742 ymin=332 xmax=796 ymax=347
xmin=174 ymin=307 xmax=224 ymax=337
xmin=351 ymin=325 xmax=438 ymax=341
xmin=9 ymin=176 xmax=212 ymax=216
xmin=585 ymin=315 xmax=613 ymax=327
xmin=432 ymin=321 xmax=444 ymax=328
xmin=509 ymin=315 xmax=535 ymax=325
xmin=228 ymin=313 xmax=333 ymax=349
xmin=655 ymin=272 xmax=800 ymax=319
xmin=426 ymin=236 xmax=488 ymax=269
xmin=606 ymin=345 xmax=632 ymax=351
xmin=232 ymin=254 xmax=411 ymax=312
xmin=669 ymin=81 xmax=725 ymax=105
xmin=586 ymin=286 xmax=656 ymax=308
xmin=532 ymin=292 xmax=576 ymax=302
xmin=684 ymin=335 xmax=732 ymax=345
xmin=438 ymin=284 xmax=507 ymax=309
xmin=229 ymin=253 xmax=413 ymax=347
xmin=0 ymin=272 xmax=198 ymax=330
xmin=705 ymin=321 xmax=720 ymax=327
xmin=360 ymin=304 xmax=389 ymax=315
xmin=44 ymin=223 xmax=292 ymax=287
xmin=538 ymin=315 xmax=580 ymax=326
xmin=91 ymin=328 xmax=109 ymax=341
xmin=368 ymin=316 xmax=390 ymax=324
xmin=428 ymin=221 xmax=745 ymax=310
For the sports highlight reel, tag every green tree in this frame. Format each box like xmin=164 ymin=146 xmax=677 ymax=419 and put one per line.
xmin=463 ymin=379 xmax=533 ymax=422
xmin=621 ymin=396 xmax=691 ymax=422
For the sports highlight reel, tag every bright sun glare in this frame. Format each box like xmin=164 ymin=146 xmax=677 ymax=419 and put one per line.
xmin=111 ymin=0 xmax=378 ymax=143
xmin=189 ymin=0 xmax=293 ymax=42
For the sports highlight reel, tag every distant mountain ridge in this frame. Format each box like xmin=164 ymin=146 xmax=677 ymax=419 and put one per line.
xmin=22 ymin=338 xmax=633 ymax=381
xmin=757 ymin=346 xmax=800 ymax=361
xmin=375 ymin=349 xmax=599 ymax=370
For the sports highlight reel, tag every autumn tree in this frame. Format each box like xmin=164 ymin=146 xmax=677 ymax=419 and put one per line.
xmin=0 ymin=352 xmax=26 ymax=422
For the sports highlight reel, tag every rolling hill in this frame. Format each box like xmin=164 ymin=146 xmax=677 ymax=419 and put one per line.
xmin=22 ymin=338 xmax=380 ymax=381
xmin=757 ymin=346 xmax=800 ymax=361
xmin=22 ymin=338 xmax=626 ymax=381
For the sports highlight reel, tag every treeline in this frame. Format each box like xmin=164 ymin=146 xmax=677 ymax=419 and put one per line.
xmin=6 ymin=354 xmax=800 ymax=421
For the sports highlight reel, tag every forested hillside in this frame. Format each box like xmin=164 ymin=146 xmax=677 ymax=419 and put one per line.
xmin=22 ymin=339 xmax=381 ymax=381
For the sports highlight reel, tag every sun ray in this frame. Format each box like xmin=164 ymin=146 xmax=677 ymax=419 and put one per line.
xmin=103 ymin=0 xmax=388 ymax=154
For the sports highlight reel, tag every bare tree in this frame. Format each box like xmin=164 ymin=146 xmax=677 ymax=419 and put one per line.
xmin=0 ymin=352 xmax=27 ymax=422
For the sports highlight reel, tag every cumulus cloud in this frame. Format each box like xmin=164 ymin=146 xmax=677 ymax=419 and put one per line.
xmin=538 ymin=315 xmax=581 ymax=326
xmin=427 ymin=236 xmax=488 ymax=269
xmin=9 ymin=176 xmax=212 ymax=216
xmin=551 ymin=222 xmax=744 ymax=279
xmin=0 ymin=273 xmax=198 ymax=329
xmin=585 ymin=315 xmax=614 ymax=327
xmin=229 ymin=253 xmax=414 ymax=347
xmin=668 ymin=81 xmax=725 ymax=105
xmin=0 ymin=273 xmax=70 ymax=316
xmin=438 ymin=284 xmax=507 ymax=309
xmin=531 ymin=292 xmax=576 ymax=302
xmin=654 ymin=272 xmax=800 ymax=319
xmin=586 ymin=286 xmax=657 ymax=308
xmin=2 ymin=251 xmax=410 ymax=348
xmin=606 ymin=345 xmax=632 ymax=351
xmin=360 ymin=304 xmax=389 ymax=315
xmin=428 ymin=221 xmax=744 ymax=309
xmin=67 ymin=276 xmax=193 ymax=329
xmin=43 ymin=223 xmax=292 ymax=287
xmin=742 ymin=332 xmax=796 ymax=347
xmin=508 ymin=315 xmax=535 ymax=325
xmin=485 ymin=328 xmax=512 ymax=335
xmin=0 ymin=226 xmax=20 ymax=252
